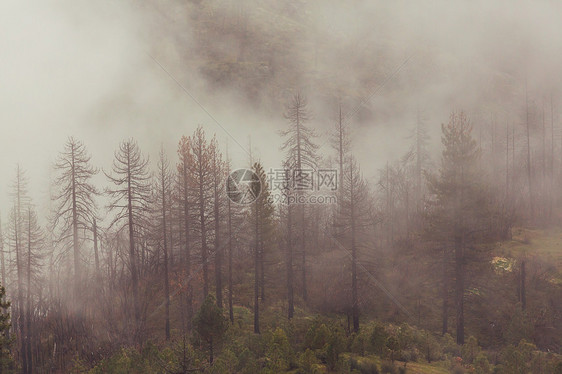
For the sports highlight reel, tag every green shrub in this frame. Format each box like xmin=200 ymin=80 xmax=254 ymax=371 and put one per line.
xmin=473 ymin=352 xmax=492 ymax=374
xmin=265 ymin=327 xmax=294 ymax=372
xmin=461 ymin=336 xmax=481 ymax=364
xmin=396 ymin=324 xmax=414 ymax=353
xmin=385 ymin=336 xmax=400 ymax=362
xmin=380 ymin=360 xmax=398 ymax=374
xmin=497 ymin=339 xmax=543 ymax=374
xmin=350 ymin=332 xmax=368 ymax=356
xmin=499 ymin=345 xmax=524 ymax=373
xmin=369 ymin=324 xmax=388 ymax=355
xmin=283 ymin=317 xmax=312 ymax=349
xmin=304 ymin=320 xmax=331 ymax=350
xmin=442 ymin=333 xmax=461 ymax=357
xmin=89 ymin=347 xmax=152 ymax=374
xmin=247 ymin=332 xmax=269 ymax=358
xmin=399 ymin=348 xmax=418 ymax=363
xmin=236 ymin=348 xmax=258 ymax=374
xmin=504 ymin=308 xmax=534 ymax=345
xmin=298 ymin=348 xmax=320 ymax=373
xmin=336 ymin=355 xmax=352 ymax=373
xmin=449 ymin=356 xmax=466 ymax=374
xmin=423 ymin=333 xmax=443 ymax=362
xmin=326 ymin=326 xmax=347 ymax=370
xmin=209 ymin=349 xmax=238 ymax=374
xmin=193 ymin=295 xmax=228 ymax=364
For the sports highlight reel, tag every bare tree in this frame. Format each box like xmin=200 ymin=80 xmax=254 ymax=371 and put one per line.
xmin=525 ymin=84 xmax=534 ymax=219
xmin=8 ymin=165 xmax=29 ymax=373
xmin=279 ymin=161 xmax=295 ymax=320
xmin=177 ymin=136 xmax=194 ymax=332
xmin=0 ymin=217 xmax=5 ymax=288
xmin=188 ymin=127 xmax=214 ymax=299
xmin=211 ymin=138 xmax=225 ymax=308
xmin=406 ymin=107 xmax=431 ymax=218
xmin=225 ymin=149 xmax=234 ymax=323
xmin=155 ymin=146 xmax=172 ymax=340
xmin=93 ymin=218 xmax=100 ymax=276
xmin=24 ymin=206 xmax=44 ymax=374
xmin=226 ymin=190 xmax=234 ymax=323
xmin=331 ymin=105 xmax=351 ymax=198
xmin=105 ymin=139 xmax=151 ymax=343
xmin=280 ymin=92 xmax=318 ymax=302
xmin=52 ymin=137 xmax=98 ymax=301
xmin=337 ymin=156 xmax=370 ymax=332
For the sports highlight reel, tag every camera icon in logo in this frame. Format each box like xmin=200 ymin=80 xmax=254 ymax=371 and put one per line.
xmin=226 ymin=168 xmax=262 ymax=204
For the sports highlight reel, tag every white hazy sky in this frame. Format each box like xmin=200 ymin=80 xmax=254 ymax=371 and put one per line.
xmin=0 ymin=0 xmax=272 ymax=220
xmin=2 ymin=0 xmax=562 ymax=224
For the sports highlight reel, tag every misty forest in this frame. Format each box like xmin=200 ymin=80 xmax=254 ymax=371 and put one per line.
xmin=1 ymin=1 xmax=562 ymax=373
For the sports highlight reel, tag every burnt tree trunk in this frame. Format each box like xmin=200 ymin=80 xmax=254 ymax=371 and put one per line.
xmin=287 ymin=202 xmax=294 ymax=320
xmin=454 ymin=235 xmax=464 ymax=345
xmin=254 ymin=202 xmax=260 ymax=334
xmin=126 ymin=149 xmax=141 ymax=341
xmin=441 ymin=248 xmax=449 ymax=336
xmin=520 ymin=260 xmax=526 ymax=310
xmin=227 ymin=196 xmax=234 ymax=323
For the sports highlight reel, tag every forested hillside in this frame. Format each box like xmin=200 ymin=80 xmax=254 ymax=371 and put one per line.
xmin=1 ymin=1 xmax=562 ymax=373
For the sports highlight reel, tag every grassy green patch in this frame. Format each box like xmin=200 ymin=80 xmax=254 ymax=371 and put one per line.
xmin=399 ymin=361 xmax=449 ymax=374
xmin=495 ymin=227 xmax=562 ymax=283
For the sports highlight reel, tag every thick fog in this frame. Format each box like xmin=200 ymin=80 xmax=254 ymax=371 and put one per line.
xmin=2 ymin=2 xmax=562 ymax=372
xmin=2 ymin=0 xmax=562 ymax=217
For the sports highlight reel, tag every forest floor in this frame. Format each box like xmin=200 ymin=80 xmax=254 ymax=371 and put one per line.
xmin=85 ymin=227 xmax=562 ymax=373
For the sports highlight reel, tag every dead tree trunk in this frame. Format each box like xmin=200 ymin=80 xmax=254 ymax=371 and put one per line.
xmin=441 ymin=248 xmax=448 ymax=336
xmin=287 ymin=202 xmax=294 ymax=320
xmin=213 ymin=151 xmax=223 ymax=309
xmin=454 ymin=235 xmax=464 ymax=345
xmin=254 ymin=200 xmax=260 ymax=334
xmin=227 ymin=196 xmax=234 ymax=323
xmin=520 ymin=260 xmax=526 ymax=310
xmin=526 ymin=83 xmax=534 ymax=219
xmin=350 ymin=165 xmax=359 ymax=333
